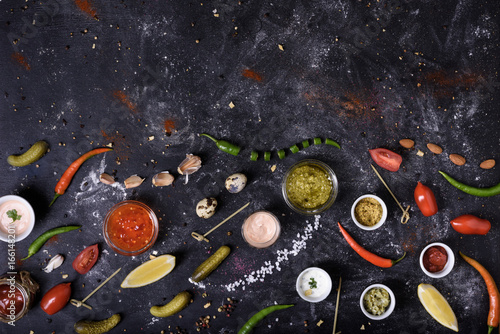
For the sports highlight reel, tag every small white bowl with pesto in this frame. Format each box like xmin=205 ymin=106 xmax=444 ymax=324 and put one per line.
xmin=296 ymin=267 xmax=333 ymax=303
xmin=360 ymin=284 xmax=396 ymax=320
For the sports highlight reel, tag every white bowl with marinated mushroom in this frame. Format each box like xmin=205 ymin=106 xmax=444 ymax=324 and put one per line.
xmin=360 ymin=284 xmax=395 ymax=320
xmin=351 ymin=194 xmax=387 ymax=231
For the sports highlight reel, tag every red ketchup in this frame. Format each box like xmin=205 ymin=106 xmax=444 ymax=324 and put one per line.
xmin=423 ymin=246 xmax=448 ymax=272
xmin=0 ymin=284 xmax=25 ymax=317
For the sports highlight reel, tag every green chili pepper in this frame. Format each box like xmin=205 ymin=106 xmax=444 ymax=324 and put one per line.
xmin=314 ymin=137 xmax=322 ymax=145
xmin=277 ymin=149 xmax=285 ymax=159
xmin=302 ymin=140 xmax=310 ymax=149
xmin=439 ymin=171 xmax=500 ymax=197
xmin=23 ymin=225 xmax=81 ymax=260
xmin=250 ymin=151 xmax=258 ymax=161
xmin=264 ymin=151 xmax=271 ymax=161
xmin=200 ymin=133 xmax=241 ymax=156
xmin=325 ymin=138 xmax=341 ymax=149
xmin=290 ymin=145 xmax=300 ymax=154
xmin=238 ymin=304 xmax=294 ymax=334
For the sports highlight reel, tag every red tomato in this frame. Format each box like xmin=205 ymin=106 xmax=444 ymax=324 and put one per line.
xmin=414 ymin=182 xmax=438 ymax=216
xmin=369 ymin=148 xmax=402 ymax=172
xmin=40 ymin=283 xmax=71 ymax=315
xmin=451 ymin=214 xmax=491 ymax=235
xmin=72 ymin=244 xmax=99 ymax=274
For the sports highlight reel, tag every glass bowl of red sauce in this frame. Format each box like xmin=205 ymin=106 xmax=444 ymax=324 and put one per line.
xmin=103 ymin=200 xmax=159 ymax=256
xmin=419 ymin=242 xmax=455 ymax=278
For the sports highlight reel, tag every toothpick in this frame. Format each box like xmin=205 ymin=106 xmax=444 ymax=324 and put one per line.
xmin=70 ymin=267 xmax=121 ymax=310
xmin=370 ymin=164 xmax=410 ymax=224
xmin=191 ymin=202 xmax=250 ymax=242
xmin=332 ymin=277 xmax=342 ymax=334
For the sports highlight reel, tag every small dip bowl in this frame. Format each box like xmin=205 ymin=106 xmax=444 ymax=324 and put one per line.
xmin=419 ymin=242 xmax=455 ymax=278
xmin=0 ymin=195 xmax=35 ymax=242
xmin=103 ymin=200 xmax=159 ymax=256
xmin=241 ymin=210 xmax=281 ymax=249
xmin=282 ymin=159 xmax=338 ymax=215
xmin=296 ymin=267 xmax=333 ymax=303
xmin=351 ymin=194 xmax=387 ymax=231
xmin=360 ymin=284 xmax=395 ymax=320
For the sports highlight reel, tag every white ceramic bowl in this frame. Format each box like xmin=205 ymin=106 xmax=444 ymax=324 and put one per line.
xmin=419 ymin=242 xmax=455 ymax=278
xmin=0 ymin=195 xmax=35 ymax=242
xmin=351 ymin=194 xmax=388 ymax=230
xmin=360 ymin=284 xmax=396 ymax=320
xmin=296 ymin=267 xmax=333 ymax=303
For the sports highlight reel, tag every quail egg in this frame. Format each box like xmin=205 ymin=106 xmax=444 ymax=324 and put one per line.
xmin=196 ymin=197 xmax=218 ymax=219
xmin=225 ymin=173 xmax=247 ymax=193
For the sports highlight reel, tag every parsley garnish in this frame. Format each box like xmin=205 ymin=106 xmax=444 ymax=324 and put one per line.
xmin=7 ymin=209 xmax=22 ymax=223
xmin=309 ymin=277 xmax=317 ymax=289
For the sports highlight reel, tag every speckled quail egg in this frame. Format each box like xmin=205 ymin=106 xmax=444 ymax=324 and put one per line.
xmin=196 ymin=197 xmax=218 ymax=219
xmin=225 ymin=173 xmax=247 ymax=193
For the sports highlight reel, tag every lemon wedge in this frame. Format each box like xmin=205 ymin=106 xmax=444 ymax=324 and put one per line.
xmin=121 ymin=254 xmax=176 ymax=288
xmin=417 ymin=283 xmax=458 ymax=332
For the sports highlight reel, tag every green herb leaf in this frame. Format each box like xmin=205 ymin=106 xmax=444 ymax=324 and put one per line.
xmin=7 ymin=209 xmax=22 ymax=223
xmin=309 ymin=277 xmax=317 ymax=289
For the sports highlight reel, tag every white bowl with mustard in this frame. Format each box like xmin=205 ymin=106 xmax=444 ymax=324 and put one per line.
xmin=351 ymin=194 xmax=387 ymax=230
xmin=0 ymin=195 xmax=35 ymax=242
xmin=296 ymin=267 xmax=333 ymax=303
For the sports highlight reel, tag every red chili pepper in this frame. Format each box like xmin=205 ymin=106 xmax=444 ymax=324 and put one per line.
xmin=49 ymin=148 xmax=112 ymax=206
xmin=459 ymin=252 xmax=499 ymax=334
xmin=451 ymin=214 xmax=491 ymax=235
xmin=337 ymin=222 xmax=405 ymax=268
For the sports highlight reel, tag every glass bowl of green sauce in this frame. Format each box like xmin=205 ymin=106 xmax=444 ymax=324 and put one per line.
xmin=282 ymin=159 xmax=338 ymax=215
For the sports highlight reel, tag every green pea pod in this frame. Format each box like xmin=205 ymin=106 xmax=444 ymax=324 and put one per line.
xmin=238 ymin=304 xmax=294 ymax=334
xmin=439 ymin=171 xmax=500 ymax=197
xmin=200 ymin=133 xmax=241 ymax=156
xmin=23 ymin=225 xmax=81 ymax=260
xmin=150 ymin=291 xmax=192 ymax=317
xmin=191 ymin=245 xmax=230 ymax=282
xmin=74 ymin=314 xmax=121 ymax=334
xmin=7 ymin=140 xmax=49 ymax=167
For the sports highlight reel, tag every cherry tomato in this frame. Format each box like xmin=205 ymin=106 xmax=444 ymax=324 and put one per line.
xmin=451 ymin=214 xmax=491 ymax=235
xmin=40 ymin=283 xmax=71 ymax=315
xmin=414 ymin=182 xmax=438 ymax=216
xmin=369 ymin=148 xmax=402 ymax=172
xmin=72 ymin=244 xmax=99 ymax=274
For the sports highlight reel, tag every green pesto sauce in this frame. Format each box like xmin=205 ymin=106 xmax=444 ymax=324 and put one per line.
xmin=286 ymin=165 xmax=332 ymax=209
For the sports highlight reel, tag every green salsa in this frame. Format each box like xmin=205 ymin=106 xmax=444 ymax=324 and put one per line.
xmin=286 ymin=165 xmax=332 ymax=209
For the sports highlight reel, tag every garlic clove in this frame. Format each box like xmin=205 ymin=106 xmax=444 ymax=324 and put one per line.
xmin=152 ymin=171 xmax=175 ymax=187
xmin=100 ymin=173 xmax=115 ymax=185
xmin=43 ymin=254 xmax=64 ymax=273
xmin=124 ymin=175 xmax=145 ymax=189
xmin=177 ymin=154 xmax=202 ymax=175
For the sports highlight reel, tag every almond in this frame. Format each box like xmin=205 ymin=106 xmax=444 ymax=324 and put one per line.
xmin=480 ymin=159 xmax=496 ymax=169
xmin=427 ymin=143 xmax=443 ymax=154
xmin=449 ymin=154 xmax=466 ymax=166
xmin=399 ymin=139 xmax=414 ymax=149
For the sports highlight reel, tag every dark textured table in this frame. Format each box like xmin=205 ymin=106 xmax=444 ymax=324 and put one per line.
xmin=1 ymin=0 xmax=499 ymax=333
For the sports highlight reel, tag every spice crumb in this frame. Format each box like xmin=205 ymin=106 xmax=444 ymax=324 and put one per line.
xmin=361 ymin=325 xmax=365 ymax=330
xmin=203 ymin=302 xmax=211 ymax=308
xmin=62 ymin=274 xmax=68 ymax=279
xmin=229 ymin=101 xmax=235 ymax=109
xmin=416 ymin=149 xmax=425 ymax=157
xmin=278 ymin=44 xmax=284 ymax=51
xmin=317 ymin=320 xmax=324 ymax=327
xmin=271 ymin=164 xmax=277 ymax=172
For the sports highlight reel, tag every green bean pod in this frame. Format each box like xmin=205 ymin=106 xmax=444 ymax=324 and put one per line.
xmin=74 ymin=314 xmax=121 ymax=334
xmin=191 ymin=245 xmax=230 ymax=283
xmin=23 ymin=225 xmax=81 ymax=260
xmin=150 ymin=291 xmax=192 ymax=317
xmin=200 ymin=133 xmax=241 ymax=156
xmin=7 ymin=140 xmax=49 ymax=167
xmin=238 ymin=304 xmax=294 ymax=334
xmin=439 ymin=171 xmax=500 ymax=197
xmin=325 ymin=138 xmax=341 ymax=149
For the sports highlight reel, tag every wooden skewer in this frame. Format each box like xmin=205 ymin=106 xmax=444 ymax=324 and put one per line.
xmin=191 ymin=202 xmax=250 ymax=242
xmin=332 ymin=276 xmax=342 ymax=334
xmin=70 ymin=267 xmax=122 ymax=310
xmin=370 ymin=164 xmax=411 ymax=224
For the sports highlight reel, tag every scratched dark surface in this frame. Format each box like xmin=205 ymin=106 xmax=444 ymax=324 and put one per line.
xmin=1 ymin=0 xmax=500 ymax=333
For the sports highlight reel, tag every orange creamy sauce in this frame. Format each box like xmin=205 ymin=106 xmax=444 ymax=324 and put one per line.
xmin=107 ymin=203 xmax=154 ymax=252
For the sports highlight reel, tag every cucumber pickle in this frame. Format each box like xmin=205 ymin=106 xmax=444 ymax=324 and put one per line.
xmin=7 ymin=140 xmax=48 ymax=167
xmin=191 ymin=245 xmax=231 ymax=283
xmin=74 ymin=314 xmax=121 ymax=334
xmin=150 ymin=291 xmax=192 ymax=317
